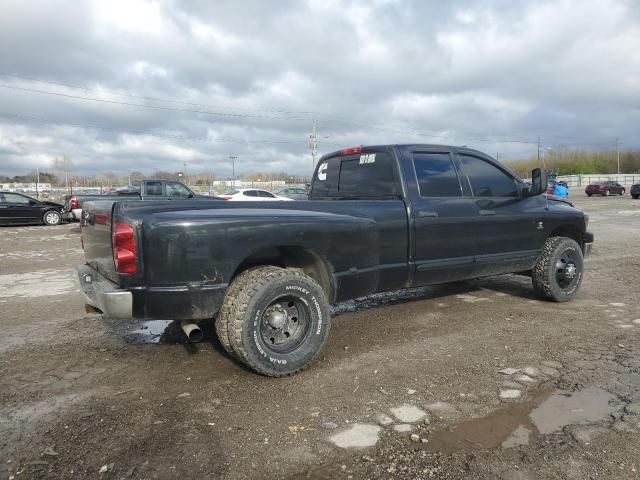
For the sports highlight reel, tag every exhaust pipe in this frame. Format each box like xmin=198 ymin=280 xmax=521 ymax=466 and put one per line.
xmin=181 ymin=322 xmax=203 ymax=343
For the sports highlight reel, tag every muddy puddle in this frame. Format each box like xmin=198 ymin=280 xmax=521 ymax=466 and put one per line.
xmin=122 ymin=320 xmax=180 ymax=344
xmin=424 ymin=386 xmax=620 ymax=453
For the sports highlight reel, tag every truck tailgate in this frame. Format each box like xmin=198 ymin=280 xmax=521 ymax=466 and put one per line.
xmin=81 ymin=200 xmax=120 ymax=284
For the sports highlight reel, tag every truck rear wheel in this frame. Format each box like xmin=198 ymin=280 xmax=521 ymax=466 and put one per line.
xmin=215 ymin=266 xmax=282 ymax=358
xmin=220 ymin=266 xmax=331 ymax=376
xmin=532 ymin=236 xmax=584 ymax=302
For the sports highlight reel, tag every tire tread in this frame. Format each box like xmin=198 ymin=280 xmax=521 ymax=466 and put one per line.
xmin=227 ymin=266 xmax=327 ymax=377
xmin=532 ymin=236 xmax=582 ymax=302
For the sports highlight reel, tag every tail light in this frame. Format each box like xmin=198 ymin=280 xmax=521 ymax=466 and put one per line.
xmin=221 ymin=196 xmax=232 ymax=200
xmin=112 ymin=221 xmax=137 ymax=274
xmin=70 ymin=196 xmax=78 ymax=209
xmin=340 ymin=146 xmax=363 ymax=156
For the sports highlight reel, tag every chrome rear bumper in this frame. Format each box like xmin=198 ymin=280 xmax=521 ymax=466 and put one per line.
xmin=75 ymin=264 xmax=132 ymax=319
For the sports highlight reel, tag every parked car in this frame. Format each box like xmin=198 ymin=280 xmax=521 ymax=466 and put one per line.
xmin=220 ymin=188 xmax=294 ymax=201
xmin=273 ymin=186 xmax=309 ymax=200
xmin=0 ymin=191 xmax=65 ymax=226
xmin=630 ymin=183 xmax=640 ymax=199
xmin=585 ymin=181 xmax=625 ymax=196
xmin=64 ymin=179 xmax=218 ymax=221
xmin=77 ymin=144 xmax=593 ymax=376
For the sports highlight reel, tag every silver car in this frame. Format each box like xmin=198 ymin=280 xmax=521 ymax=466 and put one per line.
xmin=273 ymin=187 xmax=308 ymax=200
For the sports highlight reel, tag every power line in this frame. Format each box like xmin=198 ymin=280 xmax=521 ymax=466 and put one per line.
xmin=0 ymin=111 xmax=311 ymax=145
xmin=0 ymin=84 xmax=309 ymax=121
xmin=0 ymin=72 xmax=319 ymax=117
xmin=0 ymin=75 xmax=623 ymax=148
xmin=0 ymin=73 xmax=548 ymax=143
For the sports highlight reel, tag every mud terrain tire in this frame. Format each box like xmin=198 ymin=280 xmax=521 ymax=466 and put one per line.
xmin=224 ymin=266 xmax=330 ymax=376
xmin=532 ymin=236 xmax=584 ymax=302
xmin=215 ymin=266 xmax=282 ymax=358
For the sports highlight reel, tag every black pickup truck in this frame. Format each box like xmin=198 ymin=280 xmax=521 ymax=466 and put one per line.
xmin=64 ymin=179 xmax=210 ymax=221
xmin=77 ymin=144 xmax=593 ymax=376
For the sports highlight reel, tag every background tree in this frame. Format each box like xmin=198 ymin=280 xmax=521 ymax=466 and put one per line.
xmin=51 ymin=156 xmax=74 ymax=188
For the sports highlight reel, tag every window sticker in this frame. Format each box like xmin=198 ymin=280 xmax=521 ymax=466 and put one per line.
xmin=359 ymin=153 xmax=376 ymax=164
xmin=317 ymin=162 xmax=328 ymax=181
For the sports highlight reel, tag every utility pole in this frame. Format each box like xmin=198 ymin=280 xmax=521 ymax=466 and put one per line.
xmin=229 ymin=156 xmax=238 ymax=184
xmin=309 ymin=118 xmax=318 ymax=168
xmin=35 ymin=167 xmax=39 ymax=199
xmin=616 ymin=138 xmax=620 ymax=174
xmin=537 ymin=136 xmax=541 ymax=168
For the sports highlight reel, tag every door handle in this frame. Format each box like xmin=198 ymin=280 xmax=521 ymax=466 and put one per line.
xmin=479 ymin=209 xmax=496 ymax=216
xmin=417 ymin=211 xmax=439 ymax=218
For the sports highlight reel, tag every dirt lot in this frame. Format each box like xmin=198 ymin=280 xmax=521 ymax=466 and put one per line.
xmin=1 ymin=194 xmax=640 ymax=480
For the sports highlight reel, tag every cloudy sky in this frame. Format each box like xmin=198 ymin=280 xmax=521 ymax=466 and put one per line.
xmin=0 ymin=0 xmax=639 ymax=178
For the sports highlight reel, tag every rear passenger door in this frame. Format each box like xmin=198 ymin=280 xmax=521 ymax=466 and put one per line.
xmin=455 ymin=152 xmax=545 ymax=275
xmin=409 ymin=150 xmax=478 ymax=286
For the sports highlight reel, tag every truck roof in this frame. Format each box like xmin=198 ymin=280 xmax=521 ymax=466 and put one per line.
xmin=320 ymin=144 xmax=489 ymax=161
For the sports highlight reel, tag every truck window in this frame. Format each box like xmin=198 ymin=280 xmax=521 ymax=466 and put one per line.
xmin=337 ymin=153 xmax=398 ymax=197
xmin=458 ymin=154 xmax=518 ymax=198
xmin=166 ymin=182 xmax=192 ymax=197
xmin=412 ymin=153 xmax=462 ymax=197
xmin=145 ymin=181 xmax=163 ymax=196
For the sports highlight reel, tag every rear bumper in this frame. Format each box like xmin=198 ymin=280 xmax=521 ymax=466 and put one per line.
xmin=75 ymin=264 xmax=133 ymax=319
xmin=63 ymin=208 xmax=82 ymax=221
xmin=75 ymin=264 xmax=227 ymax=321
xmin=583 ymin=231 xmax=594 ymax=257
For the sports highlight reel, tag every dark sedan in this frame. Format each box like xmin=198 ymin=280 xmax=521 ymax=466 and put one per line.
xmin=585 ymin=181 xmax=625 ymax=196
xmin=631 ymin=184 xmax=640 ymax=199
xmin=0 ymin=192 xmax=64 ymax=226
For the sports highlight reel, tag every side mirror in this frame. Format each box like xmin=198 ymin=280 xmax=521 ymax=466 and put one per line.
xmin=529 ymin=168 xmax=546 ymax=196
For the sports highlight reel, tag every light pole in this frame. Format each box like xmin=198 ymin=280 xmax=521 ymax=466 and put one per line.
xmin=229 ymin=156 xmax=238 ymax=184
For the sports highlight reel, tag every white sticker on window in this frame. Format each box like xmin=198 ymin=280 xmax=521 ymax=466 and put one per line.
xmin=359 ymin=153 xmax=376 ymax=164
xmin=317 ymin=162 xmax=328 ymax=181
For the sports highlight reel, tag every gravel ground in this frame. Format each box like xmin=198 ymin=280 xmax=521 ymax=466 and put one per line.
xmin=1 ymin=194 xmax=639 ymax=480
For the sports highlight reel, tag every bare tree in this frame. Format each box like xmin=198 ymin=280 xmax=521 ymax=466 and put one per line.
xmin=51 ymin=156 xmax=74 ymax=188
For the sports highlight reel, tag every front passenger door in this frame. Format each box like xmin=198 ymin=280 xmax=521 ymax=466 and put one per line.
xmin=456 ymin=153 xmax=546 ymax=275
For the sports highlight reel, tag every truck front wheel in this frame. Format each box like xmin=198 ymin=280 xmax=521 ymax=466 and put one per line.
xmin=532 ymin=236 xmax=584 ymax=302
xmin=219 ymin=266 xmax=331 ymax=376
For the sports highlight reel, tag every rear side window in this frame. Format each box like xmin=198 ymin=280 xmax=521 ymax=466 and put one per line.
xmin=258 ymin=190 xmax=276 ymax=198
xmin=412 ymin=152 xmax=462 ymax=197
xmin=145 ymin=181 xmax=163 ymax=196
xmin=338 ymin=153 xmax=398 ymax=197
xmin=458 ymin=154 xmax=518 ymax=197
xmin=166 ymin=182 xmax=192 ymax=197
xmin=243 ymin=190 xmax=258 ymax=197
